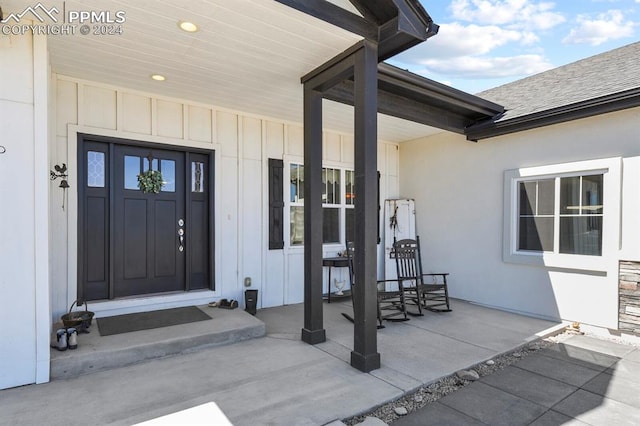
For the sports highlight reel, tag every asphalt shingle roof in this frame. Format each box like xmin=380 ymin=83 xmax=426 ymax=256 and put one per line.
xmin=477 ymin=41 xmax=640 ymax=122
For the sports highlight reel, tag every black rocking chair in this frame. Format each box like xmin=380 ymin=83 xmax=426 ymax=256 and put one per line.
xmin=343 ymin=242 xmax=409 ymax=328
xmin=395 ymin=236 xmax=451 ymax=313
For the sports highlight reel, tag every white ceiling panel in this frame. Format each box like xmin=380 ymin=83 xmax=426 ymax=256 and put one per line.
xmin=3 ymin=0 xmax=441 ymax=142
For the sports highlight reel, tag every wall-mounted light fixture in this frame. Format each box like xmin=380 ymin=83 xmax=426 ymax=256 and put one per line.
xmin=50 ymin=163 xmax=70 ymax=210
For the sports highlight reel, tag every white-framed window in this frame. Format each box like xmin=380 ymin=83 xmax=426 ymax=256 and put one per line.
xmin=504 ymin=158 xmax=621 ymax=271
xmin=288 ymin=162 xmax=355 ymax=246
xmin=517 ymin=174 xmax=603 ymax=255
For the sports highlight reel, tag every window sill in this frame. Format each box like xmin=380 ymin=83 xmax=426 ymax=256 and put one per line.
xmin=503 ymin=250 xmax=608 ymax=273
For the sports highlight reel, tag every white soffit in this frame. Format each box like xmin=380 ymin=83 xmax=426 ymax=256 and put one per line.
xmin=3 ymin=0 xmax=440 ymax=142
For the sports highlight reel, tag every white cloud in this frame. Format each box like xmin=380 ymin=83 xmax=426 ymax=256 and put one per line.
xmin=562 ymin=10 xmax=635 ymax=45
xmin=450 ymin=0 xmax=565 ymax=30
xmin=398 ymin=22 xmax=535 ymax=62
xmin=417 ymin=54 xmax=554 ymax=79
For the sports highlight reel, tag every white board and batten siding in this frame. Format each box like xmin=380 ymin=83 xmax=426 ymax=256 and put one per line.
xmin=0 ymin=31 xmax=50 ymax=389
xmin=51 ymin=74 xmax=400 ymax=319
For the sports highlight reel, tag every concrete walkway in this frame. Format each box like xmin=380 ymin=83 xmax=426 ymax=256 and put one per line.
xmin=393 ymin=334 xmax=640 ymax=425
xmin=0 ymin=299 xmax=561 ymax=425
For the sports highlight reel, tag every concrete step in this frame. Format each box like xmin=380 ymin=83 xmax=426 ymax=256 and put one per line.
xmin=50 ymin=306 xmax=265 ymax=380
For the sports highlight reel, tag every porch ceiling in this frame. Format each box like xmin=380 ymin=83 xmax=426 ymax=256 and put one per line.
xmin=3 ymin=0 xmax=442 ymax=142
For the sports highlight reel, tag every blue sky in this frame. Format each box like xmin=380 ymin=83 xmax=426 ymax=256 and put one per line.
xmin=388 ymin=0 xmax=639 ymax=93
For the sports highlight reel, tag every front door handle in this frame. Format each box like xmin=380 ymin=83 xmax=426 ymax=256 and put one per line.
xmin=178 ymin=220 xmax=185 ymax=252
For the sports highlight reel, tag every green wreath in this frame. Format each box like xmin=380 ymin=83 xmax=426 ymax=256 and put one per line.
xmin=137 ymin=170 xmax=164 ymax=194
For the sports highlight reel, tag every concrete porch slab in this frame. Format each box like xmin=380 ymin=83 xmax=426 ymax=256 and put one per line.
xmin=0 ymin=298 xmax=563 ymax=426
xmin=50 ymin=305 xmax=265 ymax=380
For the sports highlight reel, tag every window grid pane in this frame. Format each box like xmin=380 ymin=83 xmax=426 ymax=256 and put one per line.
xmin=323 ymin=207 xmax=340 ymax=244
xmin=322 ymin=167 xmax=341 ymax=205
xmin=518 ymin=179 xmax=555 ymax=252
xmin=124 ymin=156 xmax=140 ymax=190
xmin=582 ymin=175 xmax=603 ymax=215
xmin=290 ymin=206 xmax=304 ymax=245
xmin=160 ymin=159 xmax=176 ymax=192
xmin=290 ymin=164 xmax=304 ymax=203
xmin=346 ymin=170 xmax=355 ymax=205
xmin=559 ymin=216 xmax=602 ymax=256
xmin=345 ymin=207 xmax=355 ymax=243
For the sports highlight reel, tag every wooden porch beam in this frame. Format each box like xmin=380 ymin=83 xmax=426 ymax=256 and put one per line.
xmin=301 ymin=41 xmax=360 ymax=92
xmin=325 ymin=80 xmax=471 ymax=134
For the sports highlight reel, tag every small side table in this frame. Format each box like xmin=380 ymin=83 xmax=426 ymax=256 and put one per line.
xmin=323 ymin=256 xmax=350 ymax=303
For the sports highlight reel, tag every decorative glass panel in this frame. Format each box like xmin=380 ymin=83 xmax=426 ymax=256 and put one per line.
xmin=290 ymin=206 xmax=304 ymax=245
xmin=160 ymin=159 xmax=175 ymax=192
xmin=124 ymin=156 xmax=140 ymax=190
xmin=192 ymin=162 xmax=204 ymax=193
xmin=87 ymin=151 xmax=105 ymax=188
xmin=345 ymin=170 xmax=355 ymax=205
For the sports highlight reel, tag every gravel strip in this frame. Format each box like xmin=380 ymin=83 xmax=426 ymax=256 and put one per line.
xmin=344 ymin=330 xmax=583 ymax=425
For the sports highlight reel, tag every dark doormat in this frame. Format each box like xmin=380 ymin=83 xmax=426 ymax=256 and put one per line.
xmin=97 ymin=306 xmax=212 ymax=336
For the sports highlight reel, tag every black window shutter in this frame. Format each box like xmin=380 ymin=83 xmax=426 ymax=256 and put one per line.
xmin=268 ymin=159 xmax=284 ymax=249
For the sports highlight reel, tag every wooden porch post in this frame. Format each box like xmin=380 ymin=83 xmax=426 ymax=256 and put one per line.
xmin=301 ymin=85 xmax=326 ymax=344
xmin=351 ymin=40 xmax=381 ymax=372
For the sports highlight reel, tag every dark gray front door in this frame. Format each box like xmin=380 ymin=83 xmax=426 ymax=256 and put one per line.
xmin=79 ymin=136 xmax=213 ymax=301
xmin=113 ymin=146 xmax=186 ymax=297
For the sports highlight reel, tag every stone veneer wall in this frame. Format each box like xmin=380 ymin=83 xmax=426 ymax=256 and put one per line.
xmin=619 ymin=261 xmax=640 ymax=333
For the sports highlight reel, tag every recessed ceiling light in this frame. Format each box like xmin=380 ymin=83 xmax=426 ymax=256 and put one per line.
xmin=178 ymin=21 xmax=198 ymax=32
xmin=151 ymin=74 xmax=166 ymax=81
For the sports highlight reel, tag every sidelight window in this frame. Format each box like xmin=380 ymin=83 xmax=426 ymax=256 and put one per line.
xmin=192 ymin=162 xmax=205 ymax=193
xmin=87 ymin=151 xmax=105 ymax=188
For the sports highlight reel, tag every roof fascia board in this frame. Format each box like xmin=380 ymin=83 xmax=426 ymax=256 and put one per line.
xmin=393 ymin=0 xmax=434 ymax=29
xmin=377 ymin=15 xmax=438 ymax=60
xmin=466 ymin=88 xmax=640 ymax=141
xmin=392 ymin=0 xmax=437 ymax=37
xmin=273 ymin=0 xmax=377 ymax=39
xmin=378 ymin=63 xmax=504 ymax=116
